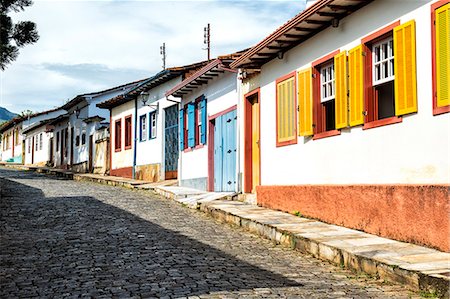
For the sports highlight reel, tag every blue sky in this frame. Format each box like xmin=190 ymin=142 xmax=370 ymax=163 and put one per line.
xmin=1 ymin=0 xmax=306 ymax=114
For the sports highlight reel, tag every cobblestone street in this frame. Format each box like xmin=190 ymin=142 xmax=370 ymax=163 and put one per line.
xmin=0 ymin=168 xmax=419 ymax=298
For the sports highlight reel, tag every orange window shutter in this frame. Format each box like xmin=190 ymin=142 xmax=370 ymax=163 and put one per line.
xmin=348 ymin=45 xmax=364 ymax=126
xmin=436 ymin=3 xmax=450 ymax=108
xmin=277 ymin=78 xmax=296 ymax=143
xmin=297 ymin=68 xmax=313 ymax=136
xmin=394 ymin=20 xmax=418 ymax=116
xmin=334 ymin=51 xmax=348 ymax=129
xmin=277 ymin=83 xmax=283 ymax=141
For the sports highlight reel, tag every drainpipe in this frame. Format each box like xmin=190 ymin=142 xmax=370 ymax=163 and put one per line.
xmin=132 ymin=97 xmax=138 ymax=179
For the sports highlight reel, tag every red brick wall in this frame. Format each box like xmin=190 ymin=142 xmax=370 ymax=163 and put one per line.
xmin=110 ymin=167 xmax=132 ymax=179
xmin=257 ymin=185 xmax=450 ymax=252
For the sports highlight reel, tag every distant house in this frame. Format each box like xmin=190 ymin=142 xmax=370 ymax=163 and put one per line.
xmin=0 ymin=108 xmax=65 ymax=163
xmin=166 ymin=52 xmax=244 ymax=191
xmin=0 ymin=117 xmax=23 ymax=163
xmin=55 ymin=79 xmax=144 ymax=172
xmin=231 ymin=0 xmax=450 ymax=252
xmin=97 ymin=61 xmax=207 ymax=180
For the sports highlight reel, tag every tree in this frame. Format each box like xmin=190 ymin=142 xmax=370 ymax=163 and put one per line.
xmin=0 ymin=0 xmax=39 ymax=70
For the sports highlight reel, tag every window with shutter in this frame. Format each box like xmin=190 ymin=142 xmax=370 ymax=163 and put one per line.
xmin=432 ymin=1 xmax=450 ymax=115
xmin=114 ymin=119 xmax=122 ymax=151
xmin=358 ymin=20 xmax=414 ymax=129
xmin=187 ymin=103 xmax=195 ymax=148
xmin=276 ymin=72 xmax=297 ymax=146
xmin=140 ymin=114 xmax=147 ymax=141
xmin=348 ymin=45 xmax=365 ymax=126
xmin=124 ymin=115 xmax=132 ymax=149
xmin=149 ymin=111 xmax=157 ymax=139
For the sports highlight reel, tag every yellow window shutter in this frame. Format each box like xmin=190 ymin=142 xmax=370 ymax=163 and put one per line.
xmin=436 ymin=3 xmax=450 ymax=108
xmin=394 ymin=20 xmax=417 ymax=116
xmin=297 ymin=68 xmax=313 ymax=136
xmin=348 ymin=45 xmax=364 ymax=126
xmin=334 ymin=51 xmax=348 ymax=129
xmin=277 ymin=77 xmax=296 ymax=143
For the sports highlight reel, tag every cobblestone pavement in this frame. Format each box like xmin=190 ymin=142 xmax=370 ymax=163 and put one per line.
xmin=0 ymin=168 xmax=420 ymax=299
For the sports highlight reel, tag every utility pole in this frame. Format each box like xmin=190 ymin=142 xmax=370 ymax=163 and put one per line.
xmin=203 ymin=23 xmax=210 ymax=61
xmin=160 ymin=43 xmax=166 ymax=70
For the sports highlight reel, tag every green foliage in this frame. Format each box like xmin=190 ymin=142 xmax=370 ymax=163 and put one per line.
xmin=0 ymin=0 xmax=39 ymax=70
xmin=291 ymin=210 xmax=302 ymax=217
xmin=19 ymin=109 xmax=32 ymax=117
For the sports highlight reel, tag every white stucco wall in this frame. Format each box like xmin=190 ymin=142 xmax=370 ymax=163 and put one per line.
xmin=24 ymin=127 xmax=52 ymax=165
xmin=255 ymin=0 xmax=449 ymax=186
xmin=111 ymin=100 xmax=135 ymax=170
xmin=179 ymin=71 xmax=239 ymax=182
xmin=135 ymin=77 xmax=182 ymax=177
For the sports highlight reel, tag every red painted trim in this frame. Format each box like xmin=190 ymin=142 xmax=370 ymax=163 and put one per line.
xmin=275 ymin=71 xmax=297 ymax=147
xmin=194 ymin=144 xmax=204 ymax=150
xmin=431 ymin=0 xmax=450 ymax=116
xmin=311 ymin=49 xmax=340 ymax=67
xmin=11 ymin=128 xmax=14 ymax=157
xmin=312 ymin=129 xmax=341 ymax=140
xmin=207 ymin=120 xmax=215 ymax=192
xmin=363 ymin=116 xmax=402 ymax=130
xmin=166 ymin=59 xmax=221 ymax=97
xmin=183 ymin=147 xmax=193 ymax=153
xmin=208 ymin=105 xmax=238 ymax=121
xmin=124 ymin=114 xmax=132 ymax=150
xmin=361 ymin=21 xmax=400 ymax=44
xmin=243 ymin=88 xmax=261 ymax=193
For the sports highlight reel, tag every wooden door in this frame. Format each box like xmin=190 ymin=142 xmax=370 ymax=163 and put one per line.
xmin=70 ymin=127 xmax=74 ymax=166
xmin=251 ymin=97 xmax=260 ymax=193
xmin=49 ymin=137 xmax=54 ymax=166
xmin=164 ymin=105 xmax=179 ymax=179
xmin=244 ymin=90 xmax=261 ymax=193
xmin=88 ymin=135 xmax=93 ymax=173
xmin=31 ymin=136 xmax=35 ymax=164
xmin=213 ymin=109 xmax=237 ymax=192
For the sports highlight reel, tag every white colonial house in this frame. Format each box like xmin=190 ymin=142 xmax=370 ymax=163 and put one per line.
xmin=166 ymin=53 xmax=244 ymax=192
xmin=231 ymin=0 xmax=450 ymax=252
xmin=54 ymin=80 xmax=144 ymax=172
xmin=0 ymin=117 xmax=23 ymax=163
xmin=98 ymin=62 xmax=207 ymax=180
xmin=1 ymin=108 xmax=65 ymax=163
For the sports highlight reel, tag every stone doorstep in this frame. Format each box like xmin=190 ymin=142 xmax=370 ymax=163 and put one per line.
xmin=197 ymin=200 xmax=450 ymax=298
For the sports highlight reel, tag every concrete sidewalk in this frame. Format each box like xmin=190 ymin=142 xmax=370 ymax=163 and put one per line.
xmin=1 ymin=164 xmax=449 ymax=297
xmin=154 ymin=185 xmax=449 ymax=298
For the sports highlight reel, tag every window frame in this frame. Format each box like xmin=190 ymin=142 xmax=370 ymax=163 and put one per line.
xmin=431 ymin=0 xmax=450 ymax=115
xmin=139 ymin=114 xmax=147 ymax=142
xmin=114 ymin=119 xmax=122 ymax=152
xmin=56 ymin=131 xmax=60 ymax=151
xmin=81 ymin=133 xmax=86 ymax=146
xmin=149 ymin=111 xmax=157 ymax=139
xmin=311 ymin=50 xmax=341 ymax=139
xmin=124 ymin=115 xmax=132 ymax=150
xmin=39 ymin=133 xmax=43 ymax=151
xmin=361 ymin=21 xmax=403 ymax=129
xmin=275 ymin=71 xmax=297 ymax=147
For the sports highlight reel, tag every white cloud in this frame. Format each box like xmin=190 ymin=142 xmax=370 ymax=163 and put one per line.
xmin=1 ymin=0 xmax=305 ymax=114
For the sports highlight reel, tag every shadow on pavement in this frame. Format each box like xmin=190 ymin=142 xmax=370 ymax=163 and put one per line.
xmin=0 ymin=171 xmax=302 ymax=298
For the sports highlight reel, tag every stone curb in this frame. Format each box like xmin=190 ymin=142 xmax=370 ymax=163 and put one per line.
xmin=197 ymin=201 xmax=449 ymax=298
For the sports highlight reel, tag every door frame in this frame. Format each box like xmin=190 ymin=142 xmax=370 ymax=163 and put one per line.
xmin=244 ymin=88 xmax=261 ymax=193
xmin=164 ymin=104 xmax=179 ymax=180
xmin=207 ymin=105 xmax=237 ymax=192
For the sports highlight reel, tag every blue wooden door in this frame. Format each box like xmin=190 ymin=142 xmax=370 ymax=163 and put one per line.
xmin=214 ymin=109 xmax=237 ymax=192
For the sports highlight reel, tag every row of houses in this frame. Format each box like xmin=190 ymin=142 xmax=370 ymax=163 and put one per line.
xmin=1 ymin=0 xmax=449 ymax=252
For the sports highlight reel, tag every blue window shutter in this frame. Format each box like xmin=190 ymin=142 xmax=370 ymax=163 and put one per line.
xmin=187 ymin=103 xmax=195 ymax=147
xmin=179 ymin=109 xmax=184 ymax=150
xmin=201 ymin=96 xmax=207 ymax=144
